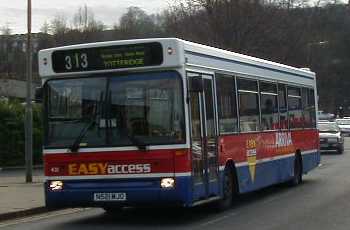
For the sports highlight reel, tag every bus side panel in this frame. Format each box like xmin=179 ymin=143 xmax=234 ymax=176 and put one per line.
xmin=293 ymin=129 xmax=320 ymax=173
xmin=232 ymin=157 xmax=294 ymax=193
xmin=173 ymin=149 xmax=193 ymax=206
xmin=218 ymin=129 xmax=319 ymax=194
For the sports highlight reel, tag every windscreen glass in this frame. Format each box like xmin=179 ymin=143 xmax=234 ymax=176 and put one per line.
xmin=337 ymin=120 xmax=350 ymax=125
xmin=318 ymin=123 xmax=340 ymax=132
xmin=45 ymin=71 xmax=185 ymax=148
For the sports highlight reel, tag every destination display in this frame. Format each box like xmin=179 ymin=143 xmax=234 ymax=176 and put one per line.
xmin=52 ymin=42 xmax=163 ymax=73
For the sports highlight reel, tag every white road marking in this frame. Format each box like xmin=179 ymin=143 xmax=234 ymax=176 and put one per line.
xmin=195 ymin=211 xmax=238 ymax=228
xmin=0 ymin=208 xmax=88 ymax=228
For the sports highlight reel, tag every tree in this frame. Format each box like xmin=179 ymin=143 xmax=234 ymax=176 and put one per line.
xmin=49 ymin=14 xmax=69 ymax=46
xmin=163 ymin=0 xmax=312 ymax=63
xmin=50 ymin=14 xmax=68 ymax=35
xmin=0 ymin=23 xmax=13 ymax=77
xmin=40 ymin=21 xmax=50 ymax=34
xmin=115 ymin=7 xmax=163 ymax=39
xmin=72 ymin=5 xmax=106 ymax=33
xmin=0 ymin=23 xmax=12 ymax=35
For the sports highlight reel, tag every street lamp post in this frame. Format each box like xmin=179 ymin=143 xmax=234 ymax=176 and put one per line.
xmin=25 ymin=0 xmax=33 ymax=183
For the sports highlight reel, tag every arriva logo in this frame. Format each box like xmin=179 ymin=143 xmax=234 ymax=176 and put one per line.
xmin=276 ymin=132 xmax=293 ymax=147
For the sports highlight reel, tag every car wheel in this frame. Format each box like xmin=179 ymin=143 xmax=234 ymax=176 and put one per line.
xmin=338 ymin=145 xmax=344 ymax=154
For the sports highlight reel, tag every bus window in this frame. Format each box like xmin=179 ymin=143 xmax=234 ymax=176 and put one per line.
xmin=238 ymin=78 xmax=259 ymax=132
xmin=110 ymin=73 xmax=184 ymax=145
xmin=260 ymin=81 xmax=278 ymax=130
xmin=288 ymin=86 xmax=303 ymax=129
xmin=308 ymin=89 xmax=316 ymax=128
xmin=47 ymin=78 xmax=107 ymax=147
xmin=302 ymin=88 xmax=311 ymax=128
xmin=215 ymin=74 xmax=238 ymax=133
xmin=278 ymin=84 xmax=288 ymax=129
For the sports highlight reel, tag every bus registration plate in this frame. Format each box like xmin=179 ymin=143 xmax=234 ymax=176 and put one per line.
xmin=93 ymin=193 xmax=126 ymax=201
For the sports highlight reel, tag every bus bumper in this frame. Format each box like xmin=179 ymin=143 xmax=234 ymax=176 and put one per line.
xmin=45 ymin=176 xmax=192 ymax=208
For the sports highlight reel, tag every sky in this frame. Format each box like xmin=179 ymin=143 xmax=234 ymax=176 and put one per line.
xmin=0 ymin=0 xmax=171 ymax=34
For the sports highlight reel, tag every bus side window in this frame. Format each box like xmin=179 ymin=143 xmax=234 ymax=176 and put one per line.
xmin=238 ymin=78 xmax=259 ymax=132
xmin=302 ymin=87 xmax=311 ymax=128
xmin=260 ymin=81 xmax=278 ymax=131
xmin=215 ymin=74 xmax=238 ymax=133
xmin=288 ymin=86 xmax=303 ymax=129
xmin=278 ymin=84 xmax=288 ymax=129
xmin=308 ymin=89 xmax=316 ymax=128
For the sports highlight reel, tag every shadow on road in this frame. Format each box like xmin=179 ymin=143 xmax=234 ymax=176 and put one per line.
xmin=54 ymin=179 xmax=318 ymax=229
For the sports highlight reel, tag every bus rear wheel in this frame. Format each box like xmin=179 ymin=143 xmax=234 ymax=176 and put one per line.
xmin=217 ymin=168 xmax=234 ymax=210
xmin=289 ymin=154 xmax=302 ymax=186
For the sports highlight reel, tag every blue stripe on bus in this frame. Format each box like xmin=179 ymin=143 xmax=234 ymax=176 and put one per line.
xmin=235 ymin=151 xmax=320 ymax=193
xmin=185 ymin=50 xmax=314 ymax=80
xmin=302 ymin=151 xmax=321 ymax=173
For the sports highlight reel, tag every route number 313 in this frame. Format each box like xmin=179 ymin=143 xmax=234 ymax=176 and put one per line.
xmin=65 ymin=53 xmax=88 ymax=70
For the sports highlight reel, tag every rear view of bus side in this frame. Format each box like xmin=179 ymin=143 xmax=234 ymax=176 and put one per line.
xmin=39 ymin=38 xmax=320 ymax=210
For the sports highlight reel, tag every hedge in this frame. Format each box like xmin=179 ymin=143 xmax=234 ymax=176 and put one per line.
xmin=0 ymin=99 xmax=43 ymax=167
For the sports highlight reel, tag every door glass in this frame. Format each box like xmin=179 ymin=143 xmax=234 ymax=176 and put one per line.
xmin=204 ymin=79 xmax=218 ymax=181
xmin=190 ymin=90 xmax=204 ymax=184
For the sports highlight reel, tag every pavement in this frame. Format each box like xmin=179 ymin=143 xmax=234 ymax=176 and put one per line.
xmin=0 ymin=169 xmax=47 ymax=221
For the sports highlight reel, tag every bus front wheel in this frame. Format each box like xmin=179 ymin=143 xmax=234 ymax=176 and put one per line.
xmin=217 ymin=168 xmax=234 ymax=210
xmin=103 ymin=206 xmax=123 ymax=215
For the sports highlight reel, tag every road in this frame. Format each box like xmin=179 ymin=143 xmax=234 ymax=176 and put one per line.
xmin=2 ymin=140 xmax=350 ymax=230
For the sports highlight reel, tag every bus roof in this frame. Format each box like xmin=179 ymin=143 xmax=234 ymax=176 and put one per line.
xmin=182 ymin=39 xmax=315 ymax=80
xmin=39 ymin=38 xmax=315 ymax=82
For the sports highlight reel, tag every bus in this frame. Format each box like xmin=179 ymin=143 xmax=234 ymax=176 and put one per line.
xmin=38 ymin=38 xmax=320 ymax=210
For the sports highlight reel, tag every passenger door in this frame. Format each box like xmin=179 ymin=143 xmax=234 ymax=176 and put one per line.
xmin=188 ymin=72 xmax=219 ymax=201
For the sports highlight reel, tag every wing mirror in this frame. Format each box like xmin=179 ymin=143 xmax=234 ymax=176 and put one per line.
xmin=35 ymin=87 xmax=43 ymax=103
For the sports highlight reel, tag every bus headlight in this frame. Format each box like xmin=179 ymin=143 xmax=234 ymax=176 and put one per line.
xmin=49 ymin=181 xmax=63 ymax=191
xmin=161 ymin=178 xmax=175 ymax=189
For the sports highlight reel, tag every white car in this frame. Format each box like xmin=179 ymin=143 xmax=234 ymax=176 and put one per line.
xmin=319 ymin=122 xmax=344 ymax=154
xmin=336 ymin=119 xmax=350 ymax=136
xmin=318 ymin=111 xmax=335 ymax=121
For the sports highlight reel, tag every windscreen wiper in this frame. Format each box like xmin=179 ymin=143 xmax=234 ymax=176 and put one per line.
xmin=127 ymin=134 xmax=148 ymax=151
xmin=69 ymin=93 xmax=104 ymax=153
xmin=69 ymin=118 xmax=97 ymax=153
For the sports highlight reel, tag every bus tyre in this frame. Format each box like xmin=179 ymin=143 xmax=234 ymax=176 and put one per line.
xmin=217 ymin=168 xmax=234 ymax=210
xmin=103 ymin=207 xmax=123 ymax=215
xmin=289 ymin=154 xmax=302 ymax=186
